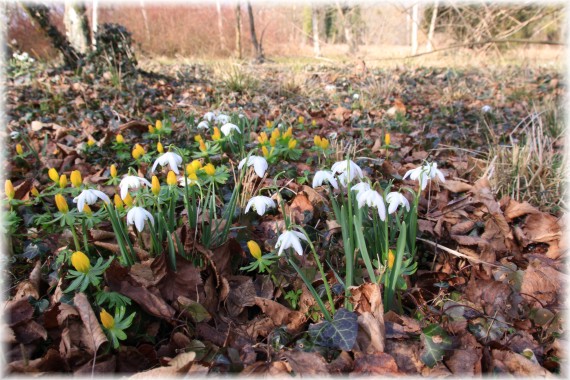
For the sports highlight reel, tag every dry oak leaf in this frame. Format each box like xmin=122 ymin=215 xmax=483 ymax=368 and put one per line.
xmin=491 ymin=350 xmax=552 ymax=376
xmin=74 ymin=292 xmax=108 ymax=355
xmin=254 ymin=297 xmax=307 ymax=332
xmin=129 ymin=351 xmax=197 ymax=378
xmin=281 ymin=351 xmax=329 ymax=375
xmin=352 ymin=352 xmax=401 ymax=375
xmin=520 ymin=258 xmax=566 ymax=307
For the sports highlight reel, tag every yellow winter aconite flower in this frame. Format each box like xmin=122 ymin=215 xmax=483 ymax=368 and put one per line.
xmin=31 ymin=187 xmax=39 ymax=197
xmin=87 ymin=138 xmax=95 ymax=147
xmin=271 ymin=129 xmax=280 ymax=140
xmin=283 ymin=127 xmax=293 ymax=139
xmin=16 ymin=144 xmax=23 ymax=155
xmin=194 ymin=134 xmax=203 ymax=142
xmin=262 ymin=146 xmax=270 ymax=158
xmin=212 ymin=127 xmax=221 ymax=141
xmin=258 ymin=132 xmax=268 ymax=144
xmin=123 ymin=193 xmax=133 ymax=207
xmin=265 ymin=120 xmax=273 ymax=128
xmin=311 ymin=120 xmax=317 ymax=127
xmin=166 ymin=171 xmax=177 ymax=186
xmin=151 ymin=176 xmax=160 ymax=196
xmin=5 ymin=180 xmax=15 ymax=200
xmin=388 ymin=249 xmax=395 ymax=270
xmin=199 ymin=140 xmax=207 ymax=152
xmin=116 ymin=134 xmax=125 ymax=144
xmin=110 ymin=164 xmax=117 ymax=178
xmin=148 ymin=125 xmax=155 ymax=134
xmin=186 ymin=160 xmax=202 ymax=175
xmin=320 ymin=137 xmax=329 ymax=149
xmin=132 ymin=144 xmax=145 ymax=159
xmin=59 ymin=174 xmax=68 ymax=189
xmin=314 ymin=135 xmax=322 ymax=147
xmin=48 ymin=168 xmax=59 ymax=183
xmin=55 ymin=194 xmax=69 ymax=213
xmin=114 ymin=194 xmax=124 ymax=209
xmin=385 ymin=133 xmax=391 ymax=146
xmin=70 ymin=170 xmax=82 ymax=187
xmin=157 ymin=142 xmax=164 ymax=153
xmin=155 ymin=120 xmax=163 ymax=131
xmin=247 ymin=240 xmax=262 ymax=260
xmin=100 ymin=309 xmax=115 ymax=329
xmin=83 ymin=204 xmax=92 ymax=214
xmin=288 ymin=139 xmax=297 ymax=149
xmin=269 ymin=137 xmax=277 ymax=147
xmin=71 ymin=251 xmax=91 ymax=273
xmin=298 ymin=116 xmax=305 ymax=124
xmin=204 ymin=163 xmax=216 ymax=176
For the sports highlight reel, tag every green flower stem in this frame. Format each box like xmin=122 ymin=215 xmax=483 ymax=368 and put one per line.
xmin=288 ymin=259 xmax=332 ymax=322
xmin=81 ymin=218 xmax=90 ymax=255
xmin=69 ymin=223 xmax=82 ymax=252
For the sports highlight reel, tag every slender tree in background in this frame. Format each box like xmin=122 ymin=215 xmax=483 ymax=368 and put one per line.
xmin=312 ymin=6 xmax=321 ymax=57
xmin=426 ymin=0 xmax=439 ymax=52
xmin=21 ymin=3 xmax=82 ymax=67
xmin=91 ymin=0 xmax=98 ymax=49
xmin=216 ymin=0 xmax=227 ymax=51
xmin=335 ymin=2 xmax=357 ymax=54
xmin=140 ymin=0 xmax=151 ymax=44
xmin=247 ymin=1 xmax=263 ymax=62
xmin=324 ymin=6 xmax=336 ymax=43
xmin=235 ymin=1 xmax=242 ymax=59
xmin=64 ymin=0 xmax=91 ymax=54
xmin=411 ymin=3 xmax=419 ymax=54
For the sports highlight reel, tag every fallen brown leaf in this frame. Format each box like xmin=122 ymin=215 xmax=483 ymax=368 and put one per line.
xmin=73 ymin=293 xmax=108 ymax=355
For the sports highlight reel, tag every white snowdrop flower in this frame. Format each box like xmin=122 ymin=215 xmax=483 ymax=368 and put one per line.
xmin=73 ymin=189 xmax=110 ymax=212
xmin=126 ymin=207 xmax=154 ymax=232
xmin=119 ymin=175 xmax=152 ymax=200
xmin=351 ymin=182 xmax=371 ymax=195
xmin=216 ymin=114 xmax=231 ymax=125
xmin=325 ymin=85 xmax=336 ymax=92
xmin=10 ymin=131 xmax=20 ymax=140
xmin=197 ymin=120 xmax=210 ymax=130
xmin=151 ymin=152 xmax=183 ymax=175
xmin=312 ymin=170 xmax=338 ymax=189
xmin=238 ymin=155 xmax=268 ymax=178
xmin=238 ymin=113 xmax=245 ymax=119
xmin=220 ymin=123 xmax=241 ymax=136
xmin=353 ymin=93 xmax=360 ymax=100
xmin=245 ymin=196 xmax=276 ymax=216
xmin=275 ymin=230 xmax=308 ymax=256
xmin=331 ymin=160 xmax=364 ymax=183
xmin=203 ymin=112 xmax=216 ymax=123
xmin=481 ymin=105 xmax=492 ymax=113
xmin=403 ymin=162 xmax=445 ymax=191
xmin=385 ymin=192 xmax=410 ymax=214
xmin=328 ymin=132 xmax=338 ymax=140
xmin=356 ymin=189 xmax=386 ymax=221
xmin=178 ymin=176 xmax=198 ymax=187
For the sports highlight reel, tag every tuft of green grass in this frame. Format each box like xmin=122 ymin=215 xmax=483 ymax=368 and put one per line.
xmin=215 ymin=63 xmax=259 ymax=94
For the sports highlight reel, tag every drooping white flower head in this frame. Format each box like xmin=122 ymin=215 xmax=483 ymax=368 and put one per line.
xmin=216 ymin=114 xmax=231 ymax=125
xmin=403 ymin=162 xmax=445 ymax=190
xmin=481 ymin=105 xmax=492 ymax=113
xmin=203 ymin=112 xmax=216 ymax=123
xmin=312 ymin=170 xmax=338 ymax=189
xmin=351 ymin=181 xmax=371 ymax=195
xmin=126 ymin=206 xmax=154 ymax=232
xmin=151 ymin=152 xmax=183 ymax=175
xmin=245 ymin=196 xmax=276 ymax=216
xmin=331 ymin=159 xmax=364 ymax=185
xmin=238 ymin=155 xmax=268 ymax=178
xmin=275 ymin=229 xmax=309 ymax=256
xmin=220 ymin=123 xmax=241 ymax=136
xmin=119 ymin=175 xmax=152 ymax=200
xmin=10 ymin=131 xmax=20 ymax=140
xmin=178 ymin=176 xmax=198 ymax=187
xmin=356 ymin=189 xmax=386 ymax=221
xmin=73 ymin=189 xmax=111 ymax=212
xmin=197 ymin=121 xmax=210 ymax=130
xmin=385 ymin=191 xmax=410 ymax=214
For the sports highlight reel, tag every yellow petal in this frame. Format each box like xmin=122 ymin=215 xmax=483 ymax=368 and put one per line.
xmin=55 ymin=194 xmax=68 ymax=213
xmin=48 ymin=168 xmax=59 ymax=183
xmin=71 ymin=251 xmax=91 ymax=273
xmin=247 ymin=240 xmax=262 ymax=260
xmin=100 ymin=309 xmax=115 ymax=329
xmin=151 ymin=175 xmax=160 ymax=195
xmin=166 ymin=171 xmax=177 ymax=186
xmin=70 ymin=170 xmax=82 ymax=187
xmin=5 ymin=180 xmax=15 ymax=200
xmin=203 ymin=163 xmax=215 ymax=176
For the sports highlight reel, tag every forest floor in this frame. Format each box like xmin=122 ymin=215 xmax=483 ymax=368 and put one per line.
xmin=2 ymin=56 xmax=566 ymax=376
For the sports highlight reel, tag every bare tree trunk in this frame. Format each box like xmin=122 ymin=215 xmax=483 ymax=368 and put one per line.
xmin=91 ymin=0 xmax=98 ymax=49
xmin=140 ymin=0 xmax=151 ymax=43
xmin=335 ymin=2 xmax=357 ymax=54
xmin=312 ymin=6 xmax=321 ymax=57
xmin=22 ymin=3 xmax=82 ymax=67
xmin=235 ymin=2 xmax=242 ymax=59
xmin=426 ymin=0 xmax=439 ymax=52
xmin=411 ymin=3 xmax=419 ymax=54
xmin=216 ymin=0 xmax=227 ymax=51
xmin=64 ymin=0 xmax=90 ymax=54
xmin=247 ymin=1 xmax=263 ymax=62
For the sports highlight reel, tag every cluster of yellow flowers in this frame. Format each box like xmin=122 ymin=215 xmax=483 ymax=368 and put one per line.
xmin=132 ymin=144 xmax=146 ymax=160
xmin=313 ymin=135 xmax=330 ymax=150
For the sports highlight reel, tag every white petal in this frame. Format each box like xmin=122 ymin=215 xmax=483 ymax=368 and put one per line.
xmin=253 ymin=158 xmax=267 ymax=177
xmin=245 ymin=198 xmax=254 ymax=214
xmin=134 ymin=211 xmax=145 ymax=232
xmin=290 ymin=235 xmax=304 ymax=255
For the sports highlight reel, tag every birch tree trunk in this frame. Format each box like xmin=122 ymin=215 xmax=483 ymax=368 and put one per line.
xmin=64 ymin=0 xmax=90 ymax=54
xmin=426 ymin=0 xmax=439 ymax=52
xmin=411 ymin=3 xmax=419 ymax=55
xmin=140 ymin=0 xmax=151 ymax=43
xmin=312 ymin=6 xmax=321 ymax=57
xmin=235 ymin=2 xmax=242 ymax=59
xmin=335 ymin=2 xmax=357 ymax=54
xmin=247 ymin=1 xmax=263 ymax=62
xmin=91 ymin=0 xmax=98 ymax=49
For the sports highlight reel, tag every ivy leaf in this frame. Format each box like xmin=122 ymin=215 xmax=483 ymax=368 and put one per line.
xmin=420 ymin=324 xmax=453 ymax=368
xmin=308 ymin=308 xmax=358 ymax=351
